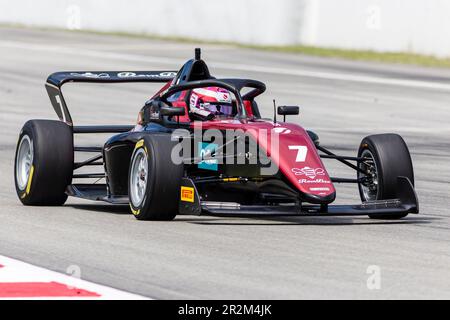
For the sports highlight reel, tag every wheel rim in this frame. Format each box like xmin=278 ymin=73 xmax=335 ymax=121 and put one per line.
xmin=130 ymin=148 xmax=148 ymax=207
xmin=16 ymin=135 xmax=34 ymax=191
xmin=358 ymin=149 xmax=379 ymax=201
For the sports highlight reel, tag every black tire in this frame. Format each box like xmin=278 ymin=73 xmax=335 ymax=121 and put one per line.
xmin=357 ymin=133 xmax=414 ymax=219
xmin=128 ymin=134 xmax=184 ymax=220
xmin=14 ymin=120 xmax=74 ymax=205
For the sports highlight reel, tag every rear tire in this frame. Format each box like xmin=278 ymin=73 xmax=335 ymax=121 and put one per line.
xmin=14 ymin=120 xmax=74 ymax=205
xmin=128 ymin=135 xmax=184 ymax=220
xmin=357 ymin=133 xmax=414 ymax=219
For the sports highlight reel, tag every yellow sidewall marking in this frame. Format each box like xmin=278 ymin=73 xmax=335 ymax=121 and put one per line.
xmin=129 ymin=203 xmax=140 ymax=216
xmin=25 ymin=165 xmax=34 ymax=195
xmin=135 ymin=139 xmax=144 ymax=149
xmin=131 ymin=140 xmax=146 ymax=215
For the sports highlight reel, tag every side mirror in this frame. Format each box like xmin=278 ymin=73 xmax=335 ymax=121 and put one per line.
xmin=277 ymin=106 xmax=299 ymax=116
xmin=141 ymin=100 xmax=164 ymax=123
xmin=160 ymin=105 xmax=186 ymax=117
xmin=277 ymin=106 xmax=299 ymax=121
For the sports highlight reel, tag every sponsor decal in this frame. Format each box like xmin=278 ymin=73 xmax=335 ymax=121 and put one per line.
xmin=69 ymin=71 xmax=176 ymax=79
xmin=149 ymin=108 xmax=160 ymax=120
xmin=292 ymin=167 xmax=325 ymax=179
xmin=181 ymin=186 xmax=194 ymax=202
xmin=144 ymin=101 xmax=160 ymax=120
xmin=117 ymin=71 xmax=177 ymax=78
xmin=159 ymin=71 xmax=177 ymax=77
xmin=117 ymin=72 xmax=138 ymax=78
xmin=190 ymin=92 xmax=199 ymax=108
xmin=70 ymin=72 xmax=110 ymax=78
xmin=309 ymin=187 xmax=330 ymax=191
xmin=298 ymin=178 xmax=331 ymax=184
xmin=198 ymin=142 xmax=218 ymax=171
xmin=192 ymin=88 xmax=232 ymax=103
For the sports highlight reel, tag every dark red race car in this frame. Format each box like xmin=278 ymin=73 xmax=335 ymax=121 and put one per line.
xmin=14 ymin=49 xmax=418 ymax=220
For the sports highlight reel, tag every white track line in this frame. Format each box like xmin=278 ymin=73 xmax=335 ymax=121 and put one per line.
xmin=0 ymin=255 xmax=148 ymax=300
xmin=1 ymin=40 xmax=450 ymax=92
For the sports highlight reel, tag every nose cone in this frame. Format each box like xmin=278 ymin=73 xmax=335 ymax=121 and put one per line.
xmin=276 ymin=127 xmax=335 ymax=203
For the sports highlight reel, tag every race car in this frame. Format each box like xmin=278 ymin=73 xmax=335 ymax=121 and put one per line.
xmin=14 ymin=49 xmax=419 ymax=220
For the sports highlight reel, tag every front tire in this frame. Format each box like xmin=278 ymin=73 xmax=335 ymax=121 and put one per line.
xmin=357 ymin=134 xmax=414 ymax=219
xmin=14 ymin=120 xmax=73 ymax=205
xmin=128 ymin=135 xmax=184 ymax=220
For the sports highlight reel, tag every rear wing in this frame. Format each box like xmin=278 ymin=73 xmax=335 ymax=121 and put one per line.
xmin=45 ymin=71 xmax=177 ymax=128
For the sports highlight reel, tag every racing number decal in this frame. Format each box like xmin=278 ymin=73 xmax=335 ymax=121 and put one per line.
xmin=181 ymin=186 xmax=195 ymax=203
xmin=288 ymin=145 xmax=308 ymax=162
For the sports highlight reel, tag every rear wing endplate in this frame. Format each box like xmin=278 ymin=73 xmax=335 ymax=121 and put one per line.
xmin=45 ymin=71 xmax=177 ymax=125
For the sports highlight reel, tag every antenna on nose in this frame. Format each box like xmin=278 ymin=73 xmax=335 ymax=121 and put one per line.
xmin=195 ymin=48 xmax=201 ymax=60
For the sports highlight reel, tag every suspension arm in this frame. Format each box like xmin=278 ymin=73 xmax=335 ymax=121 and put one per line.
xmin=317 ymin=145 xmax=367 ymax=175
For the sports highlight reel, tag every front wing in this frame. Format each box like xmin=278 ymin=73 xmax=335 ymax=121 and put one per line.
xmin=179 ymin=176 xmax=419 ymax=217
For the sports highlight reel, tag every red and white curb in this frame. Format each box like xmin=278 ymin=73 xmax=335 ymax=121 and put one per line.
xmin=0 ymin=256 xmax=148 ymax=299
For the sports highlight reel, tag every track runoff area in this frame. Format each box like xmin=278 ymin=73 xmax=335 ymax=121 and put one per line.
xmin=0 ymin=255 xmax=145 ymax=299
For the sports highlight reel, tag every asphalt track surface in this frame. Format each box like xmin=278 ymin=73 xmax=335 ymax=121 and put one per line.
xmin=0 ymin=27 xmax=449 ymax=299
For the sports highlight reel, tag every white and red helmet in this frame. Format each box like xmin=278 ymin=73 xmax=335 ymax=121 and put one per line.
xmin=189 ymin=87 xmax=234 ymax=119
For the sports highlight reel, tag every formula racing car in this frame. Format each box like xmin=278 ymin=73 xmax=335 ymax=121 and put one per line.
xmin=14 ymin=49 xmax=419 ymax=220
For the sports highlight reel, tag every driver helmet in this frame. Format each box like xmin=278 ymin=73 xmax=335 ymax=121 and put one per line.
xmin=189 ymin=87 xmax=234 ymax=119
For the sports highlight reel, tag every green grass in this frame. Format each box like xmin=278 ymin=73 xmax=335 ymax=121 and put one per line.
xmin=3 ymin=23 xmax=450 ymax=68
xmin=243 ymin=44 xmax=450 ymax=68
